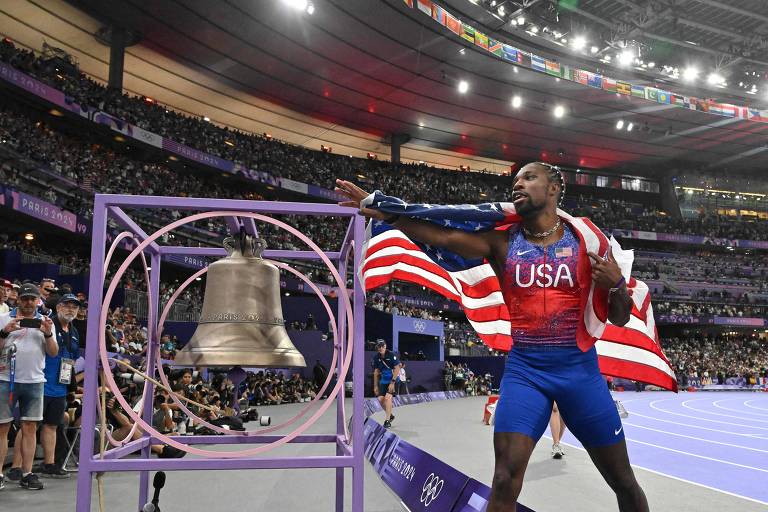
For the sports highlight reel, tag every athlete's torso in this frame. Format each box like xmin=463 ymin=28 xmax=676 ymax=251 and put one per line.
xmin=501 ymin=224 xmax=581 ymax=348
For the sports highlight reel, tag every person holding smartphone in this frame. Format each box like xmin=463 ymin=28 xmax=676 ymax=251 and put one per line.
xmin=0 ymin=283 xmax=58 ymax=491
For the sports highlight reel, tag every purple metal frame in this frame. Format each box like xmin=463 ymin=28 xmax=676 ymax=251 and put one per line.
xmin=76 ymin=194 xmax=366 ymax=512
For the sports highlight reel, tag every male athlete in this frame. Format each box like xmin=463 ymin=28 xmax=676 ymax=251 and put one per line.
xmin=336 ymin=162 xmax=648 ymax=511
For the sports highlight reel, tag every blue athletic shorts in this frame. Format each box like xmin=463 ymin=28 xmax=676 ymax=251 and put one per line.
xmin=494 ymin=346 xmax=624 ymax=448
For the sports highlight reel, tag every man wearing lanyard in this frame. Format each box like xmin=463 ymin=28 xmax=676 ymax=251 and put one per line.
xmin=0 ymin=284 xmax=58 ymax=491
xmin=10 ymin=294 xmax=80 ymax=479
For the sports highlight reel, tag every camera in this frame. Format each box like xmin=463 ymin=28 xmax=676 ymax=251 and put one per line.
xmin=20 ymin=318 xmax=42 ymax=329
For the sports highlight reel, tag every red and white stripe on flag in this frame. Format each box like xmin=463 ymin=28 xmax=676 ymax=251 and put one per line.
xmin=362 ymin=228 xmax=678 ymax=391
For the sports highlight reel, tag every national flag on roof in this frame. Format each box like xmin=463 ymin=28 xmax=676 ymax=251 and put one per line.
xmin=431 ymin=4 xmax=446 ymax=24
xmin=586 ymin=72 xmax=603 ymax=88
xmin=416 ymin=0 xmax=432 ymax=15
xmin=574 ymin=69 xmax=589 ymax=85
xmin=360 ymin=191 xmax=678 ymax=392
xmin=545 ymin=60 xmax=561 ymax=77
xmin=616 ymin=81 xmax=631 ymax=95
xmin=403 ymin=0 xmax=413 ymax=7
xmin=531 ymin=54 xmax=546 ymax=73
xmin=488 ymin=39 xmax=503 ymax=57
xmin=502 ymin=44 xmax=523 ymax=64
xmin=708 ymin=102 xmax=738 ymax=118
xmin=460 ymin=23 xmax=476 ymax=43
xmin=671 ymin=94 xmax=686 ymax=107
xmin=445 ymin=12 xmax=462 ymax=34
xmin=631 ymin=85 xmax=646 ymax=98
xmin=602 ymin=77 xmax=618 ymax=93
xmin=474 ymin=31 xmax=489 ymax=50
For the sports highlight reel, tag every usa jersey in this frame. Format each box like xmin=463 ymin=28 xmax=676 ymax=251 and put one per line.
xmin=502 ymin=224 xmax=581 ymax=348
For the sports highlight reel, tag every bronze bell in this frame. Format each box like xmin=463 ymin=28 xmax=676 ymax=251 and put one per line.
xmin=174 ymin=234 xmax=306 ymax=368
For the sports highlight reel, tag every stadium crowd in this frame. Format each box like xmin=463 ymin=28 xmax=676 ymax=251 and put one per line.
xmin=2 ymin=39 xmax=768 ymax=241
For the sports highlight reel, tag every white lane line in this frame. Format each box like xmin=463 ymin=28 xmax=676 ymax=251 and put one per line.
xmin=744 ymin=399 xmax=768 ymax=412
xmin=543 ymin=434 xmax=768 ymax=507
xmin=682 ymin=399 xmax=768 ymax=423
xmin=649 ymin=399 xmax=768 ymax=431
xmin=713 ymin=399 xmax=768 ymax=417
xmin=623 ymin=422 xmax=768 ymax=454
xmin=628 ymin=410 xmax=768 ymax=439
xmin=626 ymin=437 xmax=768 ymax=474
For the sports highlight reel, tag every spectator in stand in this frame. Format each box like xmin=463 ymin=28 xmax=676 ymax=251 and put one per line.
xmin=0 ymin=284 xmax=58 ymax=490
xmin=0 ymin=279 xmax=11 ymax=314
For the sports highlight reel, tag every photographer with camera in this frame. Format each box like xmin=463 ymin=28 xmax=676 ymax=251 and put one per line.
xmin=10 ymin=294 xmax=81 ymax=479
xmin=0 ymin=284 xmax=58 ymax=490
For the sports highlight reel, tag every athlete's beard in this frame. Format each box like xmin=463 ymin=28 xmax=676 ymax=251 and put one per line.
xmin=515 ymin=196 xmax=546 ymax=217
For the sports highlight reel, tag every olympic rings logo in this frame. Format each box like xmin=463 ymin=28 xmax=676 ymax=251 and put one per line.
xmin=420 ymin=472 xmax=444 ymax=507
xmin=413 ymin=320 xmax=426 ymax=333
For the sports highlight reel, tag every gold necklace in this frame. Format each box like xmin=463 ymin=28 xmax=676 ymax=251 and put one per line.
xmin=523 ymin=219 xmax=561 ymax=238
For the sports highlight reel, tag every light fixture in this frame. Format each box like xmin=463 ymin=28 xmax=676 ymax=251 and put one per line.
xmin=516 ymin=16 xmax=525 ymax=25
xmin=282 ymin=0 xmax=308 ymax=10
xmin=498 ymin=5 xmax=505 ymax=16
xmin=590 ymin=45 xmax=599 ymax=54
xmin=616 ymin=120 xmax=624 ymax=130
xmin=647 ymin=61 xmax=655 ymax=68
xmin=529 ymin=25 xmax=539 ymax=34
xmin=682 ymin=67 xmax=699 ymax=82
xmin=511 ymin=95 xmax=522 ymax=108
xmin=457 ymin=80 xmax=469 ymax=93
xmin=24 ymin=233 xmax=34 ymax=241
xmin=418 ymin=121 xmax=425 ymax=128
xmin=553 ymin=105 xmax=565 ymax=118
xmin=618 ymin=50 xmax=634 ymax=66
xmin=203 ymin=116 xmax=210 ymax=122
xmin=707 ymin=72 xmax=724 ymax=85
xmin=627 ymin=122 xmax=634 ymax=132
xmin=306 ymin=3 xmax=314 ymax=14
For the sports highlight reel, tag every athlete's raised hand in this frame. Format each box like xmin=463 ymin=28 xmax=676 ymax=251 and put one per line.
xmin=334 ymin=179 xmax=387 ymax=220
xmin=587 ymin=249 xmax=624 ymax=290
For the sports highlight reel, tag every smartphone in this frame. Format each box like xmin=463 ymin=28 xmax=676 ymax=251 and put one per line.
xmin=19 ymin=318 xmax=42 ymax=329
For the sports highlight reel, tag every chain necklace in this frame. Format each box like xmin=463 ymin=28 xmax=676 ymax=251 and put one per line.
xmin=523 ymin=219 xmax=561 ymax=238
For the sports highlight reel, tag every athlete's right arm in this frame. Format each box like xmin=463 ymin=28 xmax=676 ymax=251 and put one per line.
xmin=335 ymin=179 xmax=496 ymax=260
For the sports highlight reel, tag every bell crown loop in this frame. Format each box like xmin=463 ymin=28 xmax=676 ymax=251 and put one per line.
xmin=223 ymin=232 xmax=267 ymax=258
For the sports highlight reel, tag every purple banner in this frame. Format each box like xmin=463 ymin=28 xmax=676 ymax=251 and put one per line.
xmin=12 ymin=191 xmax=77 ymax=232
xmin=371 ymin=425 xmax=469 ymax=511
xmin=0 ymin=62 xmax=89 ymax=116
xmin=713 ymin=316 xmax=766 ymax=327
xmin=162 ymin=254 xmax=209 ymax=270
xmin=161 ymin=139 xmax=234 ymax=171
xmin=610 ymin=229 xmax=768 ymax=250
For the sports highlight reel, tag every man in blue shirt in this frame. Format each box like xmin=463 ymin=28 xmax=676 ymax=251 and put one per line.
xmin=371 ymin=340 xmax=401 ymax=428
xmin=12 ymin=294 xmax=81 ymax=479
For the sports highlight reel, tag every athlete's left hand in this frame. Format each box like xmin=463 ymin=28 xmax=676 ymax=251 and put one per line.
xmin=587 ymin=250 xmax=623 ymax=289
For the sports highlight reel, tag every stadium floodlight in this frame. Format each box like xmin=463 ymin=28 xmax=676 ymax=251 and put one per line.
xmin=627 ymin=122 xmax=634 ymax=132
xmin=590 ymin=46 xmax=599 ymax=54
xmin=707 ymin=72 xmax=724 ymax=85
xmin=458 ymin=80 xmax=469 ymax=93
xmin=516 ymin=16 xmax=525 ymax=25
xmin=683 ymin=67 xmax=699 ymax=82
xmin=511 ymin=95 xmax=522 ymax=108
xmin=618 ymin=50 xmax=634 ymax=66
xmin=553 ymin=105 xmax=565 ymax=118
xmin=282 ymin=0 xmax=308 ymax=10
xmin=616 ymin=120 xmax=625 ymax=130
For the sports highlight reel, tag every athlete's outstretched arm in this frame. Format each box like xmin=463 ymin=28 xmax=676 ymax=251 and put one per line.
xmin=335 ymin=179 xmax=496 ymax=260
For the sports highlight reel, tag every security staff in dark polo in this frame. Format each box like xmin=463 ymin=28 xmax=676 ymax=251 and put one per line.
xmin=371 ymin=340 xmax=401 ymax=429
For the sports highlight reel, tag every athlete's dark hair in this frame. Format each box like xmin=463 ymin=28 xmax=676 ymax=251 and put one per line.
xmin=532 ymin=162 xmax=566 ymax=206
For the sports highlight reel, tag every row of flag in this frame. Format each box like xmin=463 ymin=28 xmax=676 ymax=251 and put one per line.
xmin=403 ymin=0 xmax=766 ymax=123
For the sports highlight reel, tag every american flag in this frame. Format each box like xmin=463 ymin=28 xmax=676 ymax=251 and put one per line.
xmin=361 ymin=192 xmax=678 ymax=391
